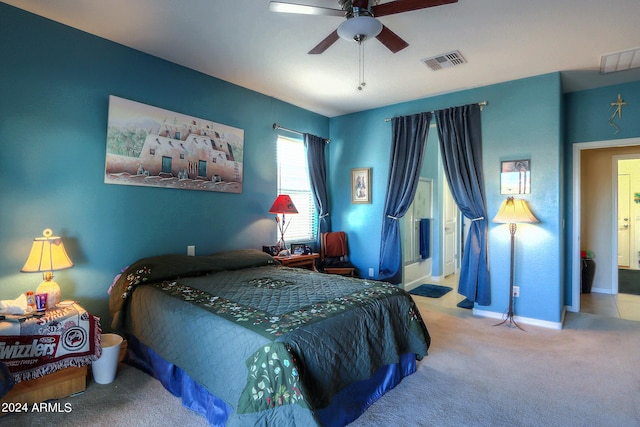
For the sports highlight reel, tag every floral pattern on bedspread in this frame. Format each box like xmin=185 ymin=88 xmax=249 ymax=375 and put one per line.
xmin=236 ymin=343 xmax=310 ymax=414
xmin=120 ymin=266 xmax=152 ymax=300
xmin=152 ymin=279 xmax=413 ymax=339
xmin=248 ymin=277 xmax=295 ymax=289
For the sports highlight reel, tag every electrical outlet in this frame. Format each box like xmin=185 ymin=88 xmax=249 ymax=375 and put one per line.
xmin=368 ymin=268 xmax=374 ymax=277
xmin=513 ymin=286 xmax=520 ymax=297
xmin=187 ymin=245 xmax=195 ymax=256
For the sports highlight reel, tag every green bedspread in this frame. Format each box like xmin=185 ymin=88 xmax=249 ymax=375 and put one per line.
xmin=109 ymin=249 xmax=430 ymax=426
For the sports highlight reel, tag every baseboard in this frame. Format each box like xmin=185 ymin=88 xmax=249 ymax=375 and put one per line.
xmin=404 ymin=276 xmax=431 ymax=292
xmin=590 ymin=288 xmax=613 ymax=294
xmin=430 ymin=269 xmax=459 ymax=283
xmin=472 ymin=308 xmax=564 ymax=330
xmin=565 ymin=303 xmax=579 ymax=313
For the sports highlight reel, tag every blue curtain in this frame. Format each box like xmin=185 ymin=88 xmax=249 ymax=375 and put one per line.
xmin=304 ymin=133 xmax=331 ymax=245
xmin=435 ymin=104 xmax=490 ymax=306
xmin=378 ymin=112 xmax=432 ymax=282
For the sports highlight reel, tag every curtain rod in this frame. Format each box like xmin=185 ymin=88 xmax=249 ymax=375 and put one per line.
xmin=272 ymin=123 xmax=330 ymax=143
xmin=384 ymin=100 xmax=488 ymax=122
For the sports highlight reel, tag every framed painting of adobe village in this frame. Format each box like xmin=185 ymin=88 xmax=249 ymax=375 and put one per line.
xmin=104 ymin=95 xmax=244 ymax=193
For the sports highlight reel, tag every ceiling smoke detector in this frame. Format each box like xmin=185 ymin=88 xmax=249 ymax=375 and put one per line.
xmin=422 ymin=50 xmax=466 ymax=71
xmin=600 ymin=47 xmax=640 ymax=74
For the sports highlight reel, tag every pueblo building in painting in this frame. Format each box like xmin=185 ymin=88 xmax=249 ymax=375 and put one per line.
xmin=104 ymin=96 xmax=244 ymax=193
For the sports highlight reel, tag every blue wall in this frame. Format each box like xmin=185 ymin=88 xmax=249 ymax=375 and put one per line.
xmin=563 ymin=80 xmax=640 ymax=306
xmin=565 ymin=82 xmax=640 ymax=144
xmin=329 ymin=73 xmax=565 ymax=323
xmin=0 ymin=4 xmax=329 ymax=328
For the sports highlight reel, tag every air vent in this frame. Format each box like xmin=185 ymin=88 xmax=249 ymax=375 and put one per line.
xmin=600 ymin=47 xmax=640 ymax=74
xmin=422 ymin=50 xmax=466 ymax=71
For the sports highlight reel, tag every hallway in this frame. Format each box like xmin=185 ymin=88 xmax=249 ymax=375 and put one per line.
xmin=581 ymin=292 xmax=640 ymax=321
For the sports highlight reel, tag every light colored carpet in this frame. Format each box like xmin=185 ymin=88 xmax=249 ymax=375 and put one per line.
xmin=351 ymin=302 xmax=640 ymax=426
xmin=6 ymin=302 xmax=640 ymax=426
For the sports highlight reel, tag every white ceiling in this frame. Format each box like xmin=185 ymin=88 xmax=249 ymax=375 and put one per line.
xmin=4 ymin=0 xmax=640 ymax=117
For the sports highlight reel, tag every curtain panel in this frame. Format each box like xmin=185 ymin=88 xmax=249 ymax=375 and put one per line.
xmin=435 ymin=104 xmax=490 ymax=305
xmin=304 ymin=133 xmax=331 ymax=245
xmin=378 ymin=112 xmax=432 ymax=282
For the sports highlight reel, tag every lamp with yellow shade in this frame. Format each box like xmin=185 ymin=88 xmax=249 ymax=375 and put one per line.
xmin=21 ymin=228 xmax=74 ymax=309
xmin=492 ymin=197 xmax=538 ymax=330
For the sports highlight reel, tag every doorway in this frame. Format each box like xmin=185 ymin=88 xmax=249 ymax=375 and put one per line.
xmin=402 ymin=178 xmax=433 ymax=290
xmin=616 ymin=157 xmax=640 ymax=273
xmin=615 ymin=157 xmax=640 ymax=305
xmin=572 ymin=138 xmax=640 ymax=320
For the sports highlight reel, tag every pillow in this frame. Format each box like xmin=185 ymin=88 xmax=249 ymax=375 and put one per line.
xmin=205 ymin=248 xmax=275 ymax=270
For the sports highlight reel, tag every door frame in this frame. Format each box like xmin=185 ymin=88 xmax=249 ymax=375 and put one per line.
xmin=442 ymin=176 xmax=459 ymax=277
xmin=571 ymin=137 xmax=640 ymax=312
xmin=614 ymin=155 xmax=640 ymax=275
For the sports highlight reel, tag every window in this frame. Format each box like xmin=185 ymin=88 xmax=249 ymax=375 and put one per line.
xmin=276 ymin=136 xmax=317 ymax=242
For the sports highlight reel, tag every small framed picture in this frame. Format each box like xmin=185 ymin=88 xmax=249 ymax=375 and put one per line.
xmin=352 ymin=168 xmax=371 ymax=204
xmin=291 ymin=244 xmax=311 ymax=255
xmin=500 ymin=159 xmax=531 ymax=194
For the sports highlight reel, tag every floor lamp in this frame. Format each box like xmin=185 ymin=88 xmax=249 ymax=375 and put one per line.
xmin=492 ymin=197 xmax=538 ymax=330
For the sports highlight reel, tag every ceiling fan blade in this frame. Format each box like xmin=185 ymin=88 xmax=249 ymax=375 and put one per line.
xmin=308 ymin=30 xmax=340 ymax=54
xmin=372 ymin=0 xmax=458 ymax=18
xmin=269 ymin=1 xmax=345 ymax=17
xmin=376 ymin=25 xmax=409 ymax=53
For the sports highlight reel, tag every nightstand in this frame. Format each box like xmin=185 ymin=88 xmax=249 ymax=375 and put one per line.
xmin=0 ymin=302 xmax=100 ymax=406
xmin=274 ymin=253 xmax=319 ymax=271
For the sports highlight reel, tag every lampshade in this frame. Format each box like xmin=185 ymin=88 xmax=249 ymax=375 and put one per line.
xmin=21 ymin=228 xmax=73 ymax=309
xmin=492 ymin=197 xmax=539 ymax=224
xmin=337 ymin=15 xmax=382 ymax=42
xmin=269 ymin=195 xmax=298 ymax=214
xmin=22 ymin=230 xmax=73 ymax=272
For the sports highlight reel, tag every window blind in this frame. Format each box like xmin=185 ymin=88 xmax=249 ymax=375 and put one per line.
xmin=277 ymin=137 xmax=317 ymax=242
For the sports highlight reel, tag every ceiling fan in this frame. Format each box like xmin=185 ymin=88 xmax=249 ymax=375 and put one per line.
xmin=269 ymin=0 xmax=458 ymax=54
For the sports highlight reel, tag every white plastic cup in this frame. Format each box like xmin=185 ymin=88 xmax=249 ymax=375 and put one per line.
xmin=92 ymin=333 xmax=123 ymax=384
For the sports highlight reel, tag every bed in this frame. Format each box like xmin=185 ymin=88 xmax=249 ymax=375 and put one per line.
xmin=109 ymin=249 xmax=430 ymax=426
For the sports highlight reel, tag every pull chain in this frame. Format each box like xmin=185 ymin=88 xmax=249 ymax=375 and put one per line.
xmin=357 ymin=40 xmax=366 ymax=91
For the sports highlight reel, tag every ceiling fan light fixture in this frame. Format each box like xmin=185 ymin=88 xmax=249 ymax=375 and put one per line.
xmin=337 ymin=15 xmax=382 ymax=43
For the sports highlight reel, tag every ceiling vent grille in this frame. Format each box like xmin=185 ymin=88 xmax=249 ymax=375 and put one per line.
xmin=600 ymin=47 xmax=640 ymax=74
xmin=422 ymin=50 xmax=466 ymax=71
